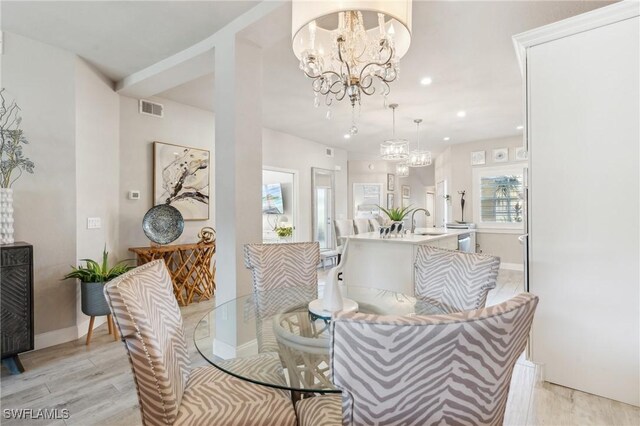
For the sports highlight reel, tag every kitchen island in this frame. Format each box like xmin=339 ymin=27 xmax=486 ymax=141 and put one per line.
xmin=342 ymin=228 xmax=476 ymax=295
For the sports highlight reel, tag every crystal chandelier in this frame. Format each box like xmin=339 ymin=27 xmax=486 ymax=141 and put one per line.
xmin=396 ymin=161 xmax=410 ymax=178
xmin=292 ymin=1 xmax=412 ymax=113
xmin=380 ymin=104 xmax=409 ymax=161
xmin=408 ymin=119 xmax=432 ymax=167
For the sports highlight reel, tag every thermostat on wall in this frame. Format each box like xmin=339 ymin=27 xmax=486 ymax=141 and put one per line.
xmin=128 ymin=190 xmax=141 ymax=200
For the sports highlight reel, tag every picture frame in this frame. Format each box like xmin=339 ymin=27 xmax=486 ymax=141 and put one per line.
xmin=387 ymin=193 xmax=395 ymax=209
xmin=387 ymin=173 xmax=395 ymax=191
xmin=402 ymin=196 xmax=411 ymax=208
xmin=153 ymin=141 xmax=210 ymax=221
xmin=471 ymin=150 xmax=486 ymax=166
xmin=514 ymin=146 xmax=528 ymax=161
xmin=402 ymin=185 xmax=411 ymax=198
xmin=493 ymin=148 xmax=509 ymax=163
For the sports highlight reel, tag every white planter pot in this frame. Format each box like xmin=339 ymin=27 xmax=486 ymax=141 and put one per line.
xmin=1 ymin=188 xmax=15 ymax=244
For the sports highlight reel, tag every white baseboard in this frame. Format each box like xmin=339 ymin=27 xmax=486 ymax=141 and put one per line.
xmin=34 ymin=316 xmax=107 ymax=350
xmin=501 ymin=262 xmax=524 ymax=271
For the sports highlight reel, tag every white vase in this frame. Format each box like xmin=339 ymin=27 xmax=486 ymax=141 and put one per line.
xmin=322 ymin=267 xmax=344 ymax=312
xmin=1 ymin=188 xmax=15 ymax=244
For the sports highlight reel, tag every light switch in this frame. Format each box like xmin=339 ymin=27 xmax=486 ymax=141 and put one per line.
xmin=87 ymin=217 xmax=101 ymax=229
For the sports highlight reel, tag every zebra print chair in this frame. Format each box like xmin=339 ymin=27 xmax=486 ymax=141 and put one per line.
xmin=105 ymin=260 xmax=296 ymax=426
xmin=296 ymin=292 xmax=538 ymax=426
xmin=414 ymin=245 xmax=500 ymax=312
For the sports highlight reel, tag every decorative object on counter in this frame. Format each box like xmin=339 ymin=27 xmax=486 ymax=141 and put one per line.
xmin=395 ymin=161 xmax=410 ymax=178
xmin=514 ymin=146 xmax=528 ymax=161
xmin=0 ymin=89 xmax=35 ymax=245
xmin=471 ymin=150 xmax=486 ymax=165
xmin=386 ymin=193 xmax=395 ymax=209
xmin=292 ymin=0 xmax=412 ymax=133
xmin=142 ymin=204 xmax=184 ymax=245
xmin=378 ymin=205 xmax=413 ymax=223
xmin=154 ymin=141 xmax=210 ymax=220
xmin=308 ymin=240 xmax=358 ymax=320
xmin=197 ymin=226 xmax=216 ymax=244
xmin=63 ymin=247 xmax=134 ymax=346
xmin=408 ymin=119 xmax=432 ymax=167
xmin=458 ymin=190 xmax=467 ymax=223
xmin=387 ymin=173 xmax=395 ymax=191
xmin=493 ymin=148 xmax=509 ymax=163
xmin=1 ymin=242 xmax=33 ymax=374
xmin=380 ymin=104 xmax=409 ymax=160
xmin=130 ymin=242 xmax=216 ymax=306
xmin=275 ymin=224 xmax=294 ymax=239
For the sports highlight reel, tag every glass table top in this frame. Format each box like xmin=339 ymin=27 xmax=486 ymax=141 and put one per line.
xmin=194 ymin=285 xmax=453 ymax=393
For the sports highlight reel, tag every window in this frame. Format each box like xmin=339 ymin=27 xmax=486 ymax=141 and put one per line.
xmin=473 ymin=165 xmax=525 ymax=229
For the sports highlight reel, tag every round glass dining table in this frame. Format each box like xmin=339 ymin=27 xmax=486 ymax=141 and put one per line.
xmin=194 ymin=285 xmax=453 ymax=394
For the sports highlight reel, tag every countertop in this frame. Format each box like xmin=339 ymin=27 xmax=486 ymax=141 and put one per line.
xmin=346 ymin=227 xmax=474 ymax=245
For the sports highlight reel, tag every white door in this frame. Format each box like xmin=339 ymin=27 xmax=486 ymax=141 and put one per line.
xmin=435 ymin=180 xmax=447 ymax=227
xmin=425 ymin=191 xmax=435 ymax=228
xmin=524 ymin=12 xmax=639 ymax=405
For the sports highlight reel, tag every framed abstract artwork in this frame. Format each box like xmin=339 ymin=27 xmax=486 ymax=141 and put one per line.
xmin=387 ymin=173 xmax=395 ymax=191
xmin=402 ymin=185 xmax=411 ymax=198
xmin=471 ymin=150 xmax=486 ymax=165
xmin=493 ymin=148 xmax=509 ymax=163
xmin=154 ymin=141 xmax=210 ymax=220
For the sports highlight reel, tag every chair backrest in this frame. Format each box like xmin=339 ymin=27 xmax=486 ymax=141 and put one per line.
xmin=331 ymin=293 xmax=538 ymax=426
xmin=415 ymin=245 xmax=500 ymax=311
xmin=104 ymin=260 xmax=190 ymax=426
xmin=353 ymin=219 xmax=371 ymax=234
xmin=369 ymin=217 xmax=382 ymax=233
xmin=334 ymin=220 xmax=354 ymax=245
xmin=244 ymin=242 xmax=319 ymax=315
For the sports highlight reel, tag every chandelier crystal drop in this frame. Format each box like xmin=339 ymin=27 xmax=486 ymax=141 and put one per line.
xmin=408 ymin=118 xmax=432 ymax=167
xmin=292 ymin=1 xmax=412 ymax=109
xmin=380 ymin=103 xmax=409 ymax=161
xmin=396 ymin=161 xmax=410 ymax=178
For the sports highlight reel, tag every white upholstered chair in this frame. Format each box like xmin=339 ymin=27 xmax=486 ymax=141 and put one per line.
xmin=353 ymin=218 xmax=371 ymax=234
xmin=104 ymin=260 xmax=296 ymax=426
xmin=414 ymin=245 xmax=501 ymax=312
xmin=334 ymin=220 xmax=354 ymax=255
xmin=296 ymin=293 xmax=539 ymax=426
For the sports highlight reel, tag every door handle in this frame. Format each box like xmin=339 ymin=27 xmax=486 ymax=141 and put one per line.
xmin=518 ymin=234 xmax=528 ymax=244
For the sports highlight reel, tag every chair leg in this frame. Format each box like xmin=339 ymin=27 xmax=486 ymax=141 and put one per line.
xmin=107 ymin=314 xmax=113 ymax=335
xmin=111 ymin=316 xmax=119 ymax=341
xmin=86 ymin=316 xmax=95 ymax=346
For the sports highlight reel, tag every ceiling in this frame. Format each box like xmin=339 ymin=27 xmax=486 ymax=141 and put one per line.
xmin=1 ymin=1 xmax=259 ymax=81
xmin=2 ymin=1 xmax=613 ymax=157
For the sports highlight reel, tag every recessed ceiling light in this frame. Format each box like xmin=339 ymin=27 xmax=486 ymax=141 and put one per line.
xmin=443 ymin=137 xmax=450 ymax=141
xmin=343 ymin=134 xmax=351 ymax=139
xmin=420 ymin=76 xmax=432 ymax=86
xmin=457 ymin=110 xmax=466 ymax=118
xmin=516 ymin=125 xmax=524 ymax=130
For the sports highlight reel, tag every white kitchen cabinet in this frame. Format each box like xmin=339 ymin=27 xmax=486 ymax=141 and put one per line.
xmin=514 ymin=2 xmax=639 ymax=406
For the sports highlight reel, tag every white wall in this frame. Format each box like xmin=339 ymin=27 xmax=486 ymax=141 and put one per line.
xmin=262 ymin=127 xmax=348 ymax=242
xmin=118 ymin=95 xmax=216 ymax=258
xmin=435 ymin=136 xmax=525 ymax=265
xmin=2 ymin=32 xmax=78 ymax=340
xmin=75 ymin=58 xmax=120 ymax=331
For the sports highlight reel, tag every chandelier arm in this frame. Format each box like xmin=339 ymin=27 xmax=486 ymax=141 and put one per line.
xmin=336 ymin=39 xmax=354 ymax=87
xmin=328 ymin=80 xmax=346 ymax=95
xmin=302 ymin=68 xmax=323 ymax=79
xmin=360 ymin=82 xmax=377 ymax=96
xmin=359 ymin=46 xmax=395 ymax=83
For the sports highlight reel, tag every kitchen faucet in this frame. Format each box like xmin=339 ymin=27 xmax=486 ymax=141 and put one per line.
xmin=411 ymin=208 xmax=431 ymax=233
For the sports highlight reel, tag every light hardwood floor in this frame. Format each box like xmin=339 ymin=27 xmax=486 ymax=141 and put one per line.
xmin=1 ymin=270 xmax=638 ymax=425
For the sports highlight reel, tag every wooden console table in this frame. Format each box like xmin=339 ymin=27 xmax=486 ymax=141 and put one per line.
xmin=129 ymin=242 xmax=216 ymax=306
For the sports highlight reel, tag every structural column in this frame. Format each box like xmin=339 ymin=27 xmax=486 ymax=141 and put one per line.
xmin=214 ymin=35 xmax=263 ymax=306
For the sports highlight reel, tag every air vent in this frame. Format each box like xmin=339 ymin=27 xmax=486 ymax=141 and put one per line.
xmin=139 ymin=99 xmax=163 ymax=118
xmin=325 ymin=147 xmax=334 ymax=157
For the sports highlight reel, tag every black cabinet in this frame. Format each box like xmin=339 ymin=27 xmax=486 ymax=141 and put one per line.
xmin=1 ymin=242 xmax=33 ymax=373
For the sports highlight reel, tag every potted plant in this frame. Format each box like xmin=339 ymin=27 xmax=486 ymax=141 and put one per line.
xmin=63 ymin=247 xmax=134 ymax=319
xmin=378 ymin=205 xmax=414 ymax=224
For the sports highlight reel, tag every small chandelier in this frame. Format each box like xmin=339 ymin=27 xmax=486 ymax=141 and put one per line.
xmin=396 ymin=161 xmax=410 ymax=178
xmin=408 ymin=119 xmax=432 ymax=167
xmin=291 ymin=1 xmax=412 ymax=111
xmin=380 ymin=104 xmax=409 ymax=161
